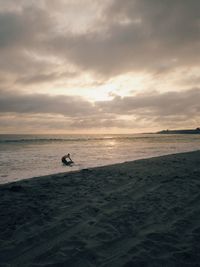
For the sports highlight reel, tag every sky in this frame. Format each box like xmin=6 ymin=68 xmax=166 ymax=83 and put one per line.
xmin=0 ymin=0 xmax=200 ymax=134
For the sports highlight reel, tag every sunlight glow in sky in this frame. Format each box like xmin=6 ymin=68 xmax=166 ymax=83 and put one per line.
xmin=0 ymin=0 xmax=200 ymax=133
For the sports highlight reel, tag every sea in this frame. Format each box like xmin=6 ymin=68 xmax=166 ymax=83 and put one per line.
xmin=0 ymin=133 xmax=200 ymax=184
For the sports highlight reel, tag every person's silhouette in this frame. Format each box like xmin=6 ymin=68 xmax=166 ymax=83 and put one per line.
xmin=62 ymin=153 xmax=74 ymax=165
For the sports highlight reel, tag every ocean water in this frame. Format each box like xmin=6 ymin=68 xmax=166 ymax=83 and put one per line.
xmin=0 ymin=134 xmax=200 ymax=184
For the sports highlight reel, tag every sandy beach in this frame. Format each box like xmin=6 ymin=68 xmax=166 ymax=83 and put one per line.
xmin=1 ymin=151 xmax=200 ymax=267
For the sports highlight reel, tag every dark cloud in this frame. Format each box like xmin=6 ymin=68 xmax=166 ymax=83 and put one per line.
xmin=98 ymin=88 xmax=200 ymax=118
xmin=0 ymin=90 xmax=96 ymax=116
xmin=0 ymin=6 xmax=50 ymax=49
xmin=0 ymin=4 xmax=54 ymax=82
xmin=48 ymin=0 xmax=200 ymax=76
xmin=0 ymin=0 xmax=199 ymax=81
xmin=16 ymin=71 xmax=78 ymax=85
xmin=0 ymin=88 xmax=199 ymax=131
xmin=0 ymin=0 xmax=199 ymax=132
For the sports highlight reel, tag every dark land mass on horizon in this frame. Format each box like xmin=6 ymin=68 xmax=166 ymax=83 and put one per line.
xmin=157 ymin=128 xmax=200 ymax=134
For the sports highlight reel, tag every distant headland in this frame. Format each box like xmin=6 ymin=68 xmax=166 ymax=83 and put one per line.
xmin=157 ymin=128 xmax=200 ymax=134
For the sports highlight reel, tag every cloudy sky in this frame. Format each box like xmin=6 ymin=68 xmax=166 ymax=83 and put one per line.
xmin=0 ymin=0 xmax=200 ymax=133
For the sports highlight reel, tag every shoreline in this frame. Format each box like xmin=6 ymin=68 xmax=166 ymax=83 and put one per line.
xmin=1 ymin=150 xmax=200 ymax=266
xmin=1 ymin=149 xmax=200 ymax=186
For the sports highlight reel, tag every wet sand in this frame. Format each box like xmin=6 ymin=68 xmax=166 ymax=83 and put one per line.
xmin=1 ymin=151 xmax=200 ymax=266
